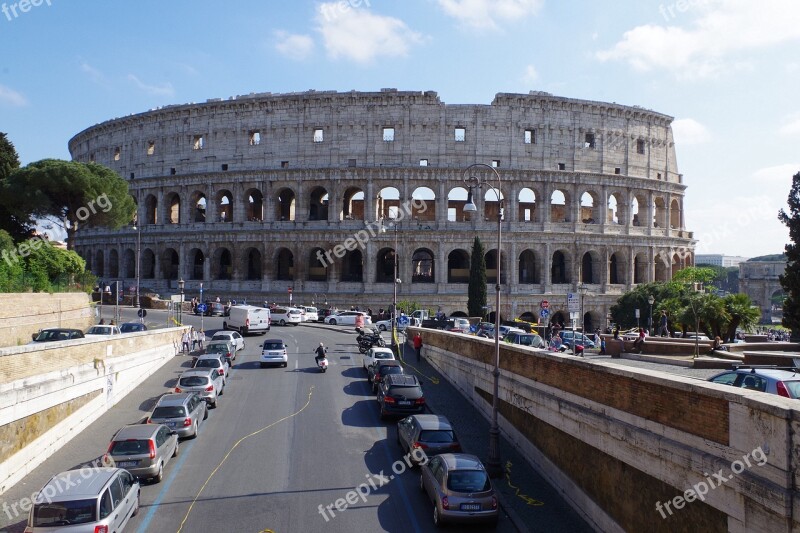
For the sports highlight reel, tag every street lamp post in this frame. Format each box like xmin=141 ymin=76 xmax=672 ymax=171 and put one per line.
xmin=381 ymin=218 xmax=401 ymax=346
xmin=131 ymin=220 xmax=141 ymax=310
xmin=177 ymin=278 xmax=185 ymax=325
xmin=200 ymin=282 xmax=204 ymax=333
xmin=648 ymin=295 xmax=655 ymax=336
xmin=463 ymin=162 xmax=503 ymax=479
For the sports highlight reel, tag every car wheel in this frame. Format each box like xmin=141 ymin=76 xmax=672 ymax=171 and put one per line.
xmin=279 ymin=319 xmax=286 ymax=326
xmin=219 ymin=386 xmax=224 ymax=396
xmin=433 ymin=506 xmax=443 ymax=527
xmin=330 ymin=319 xmax=337 ymax=325
xmin=192 ymin=421 xmax=199 ymax=439
xmin=155 ymin=463 xmax=164 ymax=483
xmin=282 ymin=362 xmax=288 ymax=367
xmin=260 ymin=362 xmax=266 ymax=368
xmin=173 ymin=441 xmax=179 ymax=457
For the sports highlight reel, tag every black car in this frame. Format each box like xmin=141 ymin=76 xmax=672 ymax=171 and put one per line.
xmin=197 ymin=302 xmax=226 ymax=317
xmin=369 ymin=360 xmax=405 ymax=392
xmin=120 ymin=322 xmax=148 ymax=333
xmin=317 ymin=308 xmax=335 ymax=322
xmin=377 ymin=374 xmax=425 ymax=419
xmin=30 ymin=328 xmax=85 ymax=343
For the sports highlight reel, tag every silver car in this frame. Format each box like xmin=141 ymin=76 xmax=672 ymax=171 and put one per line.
xmin=148 ymin=393 xmax=207 ymax=438
xmin=176 ymin=367 xmax=225 ymax=407
xmin=193 ymin=352 xmax=231 ymax=380
xmin=397 ymin=415 xmax=461 ymax=462
xmin=27 ymin=468 xmax=139 ymax=532
xmin=105 ymin=424 xmax=178 ymax=482
xmin=420 ymin=454 xmax=499 ymax=527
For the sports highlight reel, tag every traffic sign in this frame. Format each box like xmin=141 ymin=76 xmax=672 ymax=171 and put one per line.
xmin=540 ymin=308 xmax=550 ymax=319
xmin=137 ymin=308 xmax=147 ymax=318
xmin=567 ymin=293 xmax=580 ymax=313
xmin=196 ymin=303 xmax=207 ymax=313
xmin=398 ymin=315 xmax=409 ymax=326
xmin=287 ymin=287 xmax=293 ymax=293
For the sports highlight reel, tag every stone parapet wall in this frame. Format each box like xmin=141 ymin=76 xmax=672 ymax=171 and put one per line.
xmin=0 ymin=293 xmax=94 ymax=348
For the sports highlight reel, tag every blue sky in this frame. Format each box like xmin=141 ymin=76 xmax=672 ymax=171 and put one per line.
xmin=1 ymin=0 xmax=798 ymax=257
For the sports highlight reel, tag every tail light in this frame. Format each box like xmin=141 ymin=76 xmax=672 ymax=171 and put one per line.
xmin=148 ymin=440 xmax=156 ymax=459
xmin=451 ymin=443 xmax=462 ymax=451
xmin=374 ymin=372 xmax=382 ymax=381
xmin=106 ymin=440 xmax=114 ymax=453
xmin=777 ymin=381 xmax=791 ymax=398
xmin=174 ymin=387 xmax=182 ymax=393
xmin=183 ymin=417 xmax=192 ymax=427
xmin=441 ymin=496 xmax=449 ymax=510
xmin=246 ymin=318 xmax=250 ymax=327
xmin=415 ymin=397 xmax=426 ymax=405
xmin=412 ymin=442 xmax=428 ymax=449
xmin=491 ymin=496 xmax=498 ymax=509
xmin=205 ymin=385 xmax=215 ymax=392
xmin=218 ymin=369 xmax=225 ymax=377
xmin=384 ymin=396 xmax=396 ymax=404
xmin=94 ymin=526 xmax=109 ymax=533
xmin=146 ymin=418 xmax=152 ymax=424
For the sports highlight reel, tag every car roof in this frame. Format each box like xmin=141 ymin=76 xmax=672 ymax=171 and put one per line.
xmin=41 ymin=328 xmax=83 ymax=333
xmin=386 ymin=374 xmax=419 ymax=385
xmin=375 ymin=360 xmax=402 ymax=367
xmin=409 ymin=414 xmax=453 ymax=430
xmin=726 ymin=368 xmax=800 ymax=379
xmin=371 ymin=347 xmax=394 ymax=354
xmin=112 ymin=423 xmax=161 ymax=440
xmin=263 ymin=338 xmax=285 ymax=344
xmin=36 ymin=468 xmax=120 ymax=501
xmin=181 ymin=368 xmax=215 ymax=378
xmin=437 ymin=453 xmax=485 ymax=471
xmin=155 ymin=393 xmax=195 ymax=405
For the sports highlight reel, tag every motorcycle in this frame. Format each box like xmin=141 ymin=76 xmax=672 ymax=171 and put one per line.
xmin=317 ymin=357 xmax=328 ymax=372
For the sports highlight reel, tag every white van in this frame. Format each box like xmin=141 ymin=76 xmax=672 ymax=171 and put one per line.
xmin=223 ymin=305 xmax=270 ymax=335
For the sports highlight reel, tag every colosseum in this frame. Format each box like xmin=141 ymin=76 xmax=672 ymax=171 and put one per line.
xmin=69 ymin=89 xmax=695 ymax=331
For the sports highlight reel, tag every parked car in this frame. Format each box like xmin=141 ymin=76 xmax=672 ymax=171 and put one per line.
xmin=377 ymin=374 xmax=425 ymax=419
xmin=148 ymin=393 xmax=207 ymax=439
xmin=559 ymin=331 xmax=596 ymax=349
xmin=325 ymin=311 xmax=372 ymax=326
xmin=26 ymin=468 xmax=139 ymax=532
xmin=197 ymin=301 xmax=226 ymax=317
xmin=271 ymin=307 xmax=303 ymax=326
xmin=362 ymin=346 xmax=395 ymax=370
xmin=420 ymin=453 xmax=499 ymax=527
xmin=397 ymin=414 xmax=461 ymax=462
xmin=223 ymin=305 xmax=270 ymax=334
xmin=175 ymin=367 xmax=225 ymax=408
xmin=261 ymin=338 xmax=288 ymax=368
xmin=375 ymin=316 xmax=419 ymax=331
xmin=193 ymin=352 xmax=231 ymax=379
xmin=504 ymin=332 xmax=545 ymax=348
xmin=120 ymin=322 xmax=148 ymax=333
xmin=317 ymin=308 xmax=335 ymax=322
xmin=444 ymin=318 xmax=471 ymax=334
xmin=29 ymin=328 xmax=85 ymax=343
xmin=105 ymin=424 xmax=179 ymax=483
xmin=301 ymin=306 xmax=319 ymax=322
xmin=85 ymin=324 xmax=122 ymax=336
xmin=498 ymin=325 xmax=525 ymax=338
xmin=211 ymin=331 xmax=245 ymax=352
xmin=204 ymin=340 xmax=236 ymax=364
xmin=369 ymin=360 xmax=405 ymax=392
xmin=707 ymin=366 xmax=800 ymax=398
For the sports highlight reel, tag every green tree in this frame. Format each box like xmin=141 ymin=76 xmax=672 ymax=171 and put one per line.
xmin=467 ymin=236 xmax=487 ymax=317
xmin=0 ymin=230 xmax=24 ymax=292
xmin=779 ymin=172 xmax=800 ymax=339
xmin=722 ymin=293 xmax=760 ymax=341
xmin=6 ymin=159 xmax=136 ymax=249
xmin=0 ymin=133 xmax=34 ymax=242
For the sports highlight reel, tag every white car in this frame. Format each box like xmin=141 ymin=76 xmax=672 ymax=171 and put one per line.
xmin=260 ymin=338 xmax=288 ymax=368
xmin=375 ymin=316 xmax=419 ymax=332
xmin=85 ymin=324 xmax=122 ymax=336
xmin=211 ymin=331 xmax=245 ymax=352
xmin=271 ymin=307 xmax=303 ymax=326
xmin=362 ymin=346 xmax=395 ymax=369
xmin=302 ymin=306 xmax=319 ymax=322
xmin=324 ymin=311 xmax=372 ymax=326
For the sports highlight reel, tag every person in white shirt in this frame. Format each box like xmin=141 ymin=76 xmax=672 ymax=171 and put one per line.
xmin=181 ymin=331 xmax=191 ymax=353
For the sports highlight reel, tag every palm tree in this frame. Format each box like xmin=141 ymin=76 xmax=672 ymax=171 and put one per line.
xmin=722 ymin=293 xmax=760 ymax=342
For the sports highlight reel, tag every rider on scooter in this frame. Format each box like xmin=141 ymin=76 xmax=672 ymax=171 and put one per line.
xmin=315 ymin=342 xmax=328 ymax=366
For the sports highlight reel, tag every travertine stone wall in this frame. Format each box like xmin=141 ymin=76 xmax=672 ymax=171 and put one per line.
xmin=0 ymin=293 xmax=93 ymax=348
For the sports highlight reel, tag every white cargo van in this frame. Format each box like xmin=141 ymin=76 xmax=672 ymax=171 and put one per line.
xmin=223 ymin=305 xmax=270 ymax=335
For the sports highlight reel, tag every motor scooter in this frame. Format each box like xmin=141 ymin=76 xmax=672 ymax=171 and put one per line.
xmin=317 ymin=356 xmax=329 ymax=372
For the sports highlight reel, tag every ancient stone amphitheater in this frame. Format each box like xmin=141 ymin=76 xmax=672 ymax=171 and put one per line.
xmin=69 ymin=89 xmax=695 ymax=330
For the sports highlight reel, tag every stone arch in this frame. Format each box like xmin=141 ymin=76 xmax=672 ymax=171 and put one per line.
xmin=376 ymin=187 xmax=400 ymax=220
xmin=631 ymin=193 xmax=647 ymax=227
xmin=188 ymin=248 xmax=205 ymax=280
xmin=655 ymin=254 xmax=670 ymax=282
xmin=518 ymin=249 xmax=539 ymax=284
xmin=245 ymin=189 xmax=264 ymax=221
xmin=412 ymin=248 xmax=435 ymax=283
xmin=653 ymin=197 xmax=667 ymax=228
xmin=551 ymin=250 xmax=571 ymax=284
xmin=483 ymin=188 xmax=504 ymax=222
xmin=485 ymin=249 xmax=506 ymax=284
xmin=550 ymin=189 xmax=571 ymax=223
xmin=670 ymin=198 xmax=681 ymax=229
xmin=190 ymin=191 xmax=207 ymax=223
xmin=95 ymin=250 xmax=105 ymax=277
xmin=243 ymin=248 xmax=262 ymax=280
xmin=276 ymin=188 xmax=296 ymax=221
xmin=161 ymin=248 xmax=179 ymax=280
xmin=122 ymin=249 xmax=135 ymax=278
xmin=579 ymin=191 xmax=601 ymax=224
xmin=608 ymin=252 xmax=622 ymax=285
xmin=215 ymin=189 xmax=233 ymax=223
xmin=518 ymin=188 xmax=536 ymax=222
xmin=275 ymin=248 xmax=294 ymax=280
xmin=411 ymin=187 xmax=436 ymax=221
xmin=144 ymin=195 xmax=158 ymax=225
xmin=213 ymin=247 xmax=233 ymax=280
xmin=376 ymin=247 xmax=396 ymax=283
xmin=165 ymin=192 xmax=181 ymax=224
xmin=341 ymin=250 xmax=364 ymax=282
xmin=108 ymin=249 xmax=119 ymax=278
xmin=142 ymin=248 xmax=156 ymax=279
xmin=447 ymin=249 xmax=470 ymax=283
xmin=580 ymin=250 xmax=601 ymax=284
xmin=308 ymin=248 xmax=329 ymax=281
xmin=633 ymin=252 xmax=647 ymax=284
xmin=447 ymin=187 xmax=471 ymax=222
xmin=341 ymin=187 xmax=365 ymax=221
xmin=309 ymin=186 xmax=329 ymax=221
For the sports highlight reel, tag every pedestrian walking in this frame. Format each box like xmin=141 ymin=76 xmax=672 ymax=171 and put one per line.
xmin=413 ymin=333 xmax=423 ymax=362
xmin=181 ymin=330 xmax=191 ymax=353
xmin=198 ymin=329 xmax=205 ymax=350
xmin=191 ymin=327 xmax=199 ymax=351
xmin=658 ymin=311 xmax=669 ymax=337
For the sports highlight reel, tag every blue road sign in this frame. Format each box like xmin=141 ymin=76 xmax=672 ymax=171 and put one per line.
xmin=540 ymin=308 xmax=550 ymax=319
xmin=196 ymin=303 xmax=207 ymax=313
xmin=398 ymin=315 xmax=409 ymax=325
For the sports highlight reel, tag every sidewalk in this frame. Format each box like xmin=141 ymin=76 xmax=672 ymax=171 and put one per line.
xmin=395 ymin=342 xmax=592 ymax=533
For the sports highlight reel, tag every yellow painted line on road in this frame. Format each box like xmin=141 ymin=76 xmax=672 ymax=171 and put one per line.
xmin=393 ymin=330 xmax=440 ymax=384
xmin=505 ymin=461 xmax=545 ymax=506
xmin=176 ymin=386 xmax=315 ymax=533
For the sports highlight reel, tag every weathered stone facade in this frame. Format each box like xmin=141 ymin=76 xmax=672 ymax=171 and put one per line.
xmin=69 ymin=89 xmax=695 ymax=327
xmin=739 ymin=260 xmax=786 ymax=323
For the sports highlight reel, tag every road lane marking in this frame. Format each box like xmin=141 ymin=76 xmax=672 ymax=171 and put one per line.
xmin=505 ymin=461 xmax=545 ymax=506
xmin=175 ymin=386 xmax=315 ymax=532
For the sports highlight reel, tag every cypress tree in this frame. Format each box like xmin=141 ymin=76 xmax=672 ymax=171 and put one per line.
xmin=468 ymin=236 xmax=487 ymax=317
xmin=778 ymin=171 xmax=800 ymax=339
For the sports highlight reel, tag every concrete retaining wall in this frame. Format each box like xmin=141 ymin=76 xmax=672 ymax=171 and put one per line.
xmin=413 ymin=327 xmax=800 ymax=533
xmin=0 ymin=327 xmax=185 ymax=495
xmin=0 ymin=293 xmax=94 ymax=349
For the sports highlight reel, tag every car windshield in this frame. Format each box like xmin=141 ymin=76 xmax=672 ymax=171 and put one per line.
xmin=206 ymin=345 xmax=228 ymax=353
xmin=120 ymin=324 xmax=143 ymax=333
xmin=264 ymin=343 xmax=284 ymax=350
xmin=180 ymin=376 xmax=209 ymax=387
xmin=109 ymin=439 xmax=150 ymax=455
xmin=33 ymin=499 xmax=97 ymax=526
xmin=374 ymin=353 xmax=392 ymax=360
xmin=419 ymin=430 xmax=455 ymax=443
xmin=35 ymin=331 xmax=63 ymax=341
xmin=195 ymin=359 xmax=221 ymax=368
xmin=447 ymin=470 xmax=491 ymax=493
xmin=152 ymin=406 xmax=186 ymax=418
xmin=382 ymin=366 xmax=403 ymax=375
xmin=86 ymin=326 xmax=111 ymax=335
xmin=518 ymin=335 xmax=540 ymax=345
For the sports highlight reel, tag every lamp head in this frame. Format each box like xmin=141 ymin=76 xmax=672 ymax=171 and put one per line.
xmin=463 ymin=188 xmax=478 ymax=212
xmin=178 ymin=278 xmax=185 ymax=291
xmin=648 ymin=295 xmax=655 ymax=305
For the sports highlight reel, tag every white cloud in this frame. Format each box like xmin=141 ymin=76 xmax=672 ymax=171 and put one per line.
xmin=597 ymin=0 xmax=800 ymax=79
xmin=80 ymin=61 xmax=106 ymax=84
xmin=522 ymin=64 xmax=538 ymax=85
xmin=127 ymin=74 xmax=175 ymax=97
xmin=672 ymin=118 xmax=711 ymax=145
xmin=437 ymin=0 xmax=543 ymax=30
xmin=274 ymin=31 xmax=315 ymax=60
xmin=316 ymin=3 xmax=425 ymax=64
xmin=0 ymin=84 xmax=28 ymax=107
xmin=779 ymin=116 xmax=800 ymax=136
xmin=753 ymin=163 xmax=800 ymax=183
